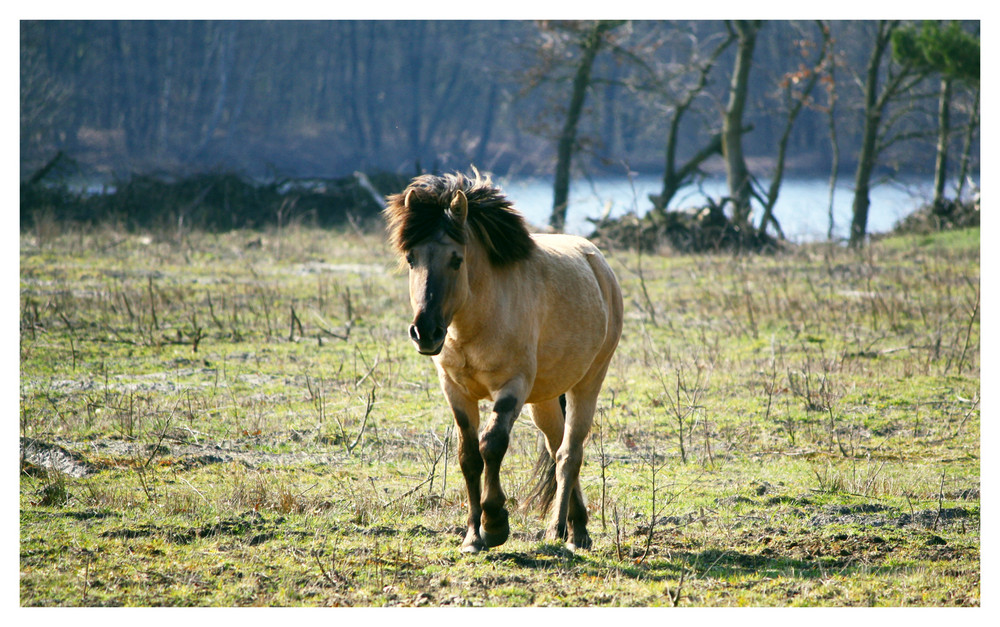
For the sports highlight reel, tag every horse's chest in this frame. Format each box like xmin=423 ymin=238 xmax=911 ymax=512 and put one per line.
xmin=437 ymin=342 xmax=526 ymax=401
xmin=452 ymin=369 xmax=493 ymax=401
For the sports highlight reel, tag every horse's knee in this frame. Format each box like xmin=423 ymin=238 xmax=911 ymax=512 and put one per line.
xmin=459 ymin=450 xmax=483 ymax=477
xmin=479 ymin=428 xmax=509 ymax=465
xmin=493 ymin=395 xmax=518 ymax=415
xmin=554 ymin=447 xmax=583 ymax=476
xmin=458 ymin=434 xmax=484 ymax=475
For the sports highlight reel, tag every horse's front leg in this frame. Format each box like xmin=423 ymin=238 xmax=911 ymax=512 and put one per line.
xmin=442 ymin=381 xmax=485 ymax=553
xmin=478 ymin=382 xmax=526 ymax=549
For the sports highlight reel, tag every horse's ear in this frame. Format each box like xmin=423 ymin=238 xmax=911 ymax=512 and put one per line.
xmin=449 ymin=190 xmax=468 ymax=227
xmin=404 ymin=188 xmax=416 ymax=208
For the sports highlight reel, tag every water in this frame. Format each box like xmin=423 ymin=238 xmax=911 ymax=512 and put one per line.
xmin=498 ymin=174 xmax=940 ymax=243
xmin=59 ymin=172 xmax=942 ymax=243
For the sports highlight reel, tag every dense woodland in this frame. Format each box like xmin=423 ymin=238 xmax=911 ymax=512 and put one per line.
xmin=21 ymin=20 xmax=979 ymax=245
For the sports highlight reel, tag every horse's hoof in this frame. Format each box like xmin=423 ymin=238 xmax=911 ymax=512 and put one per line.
xmin=461 ymin=528 xmax=486 ymax=553
xmin=479 ymin=508 xmax=509 ymax=547
xmin=478 ymin=524 xmax=509 ymax=548
xmin=571 ymin=532 xmax=592 ymax=550
xmin=544 ymin=525 xmax=567 ymax=543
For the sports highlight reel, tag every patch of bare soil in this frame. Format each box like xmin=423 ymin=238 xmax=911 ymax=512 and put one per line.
xmin=20 ymin=434 xmax=347 ymax=475
xmin=21 ymin=438 xmax=97 ymax=478
xmin=808 ymin=503 xmax=978 ymax=530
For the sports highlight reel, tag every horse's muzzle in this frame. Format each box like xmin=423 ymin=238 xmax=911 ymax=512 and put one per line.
xmin=409 ymin=323 xmax=446 ymax=356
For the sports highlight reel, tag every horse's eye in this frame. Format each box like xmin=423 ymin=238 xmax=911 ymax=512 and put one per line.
xmin=450 ymin=255 xmax=463 ymax=270
xmin=405 ymin=252 xmax=415 ymax=268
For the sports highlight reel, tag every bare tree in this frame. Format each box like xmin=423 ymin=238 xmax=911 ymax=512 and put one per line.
xmin=892 ymin=21 xmax=980 ymax=209
xmin=756 ymin=21 xmax=834 ymax=239
xmin=848 ymin=20 xmax=926 ymax=248
xmin=824 ymin=44 xmax=842 ymax=242
xmin=545 ymin=20 xmax=624 ymax=231
xmin=721 ymin=20 xmax=762 ymax=229
xmin=646 ymin=28 xmax=736 ymax=214
xmin=955 ymin=86 xmax=980 ymax=200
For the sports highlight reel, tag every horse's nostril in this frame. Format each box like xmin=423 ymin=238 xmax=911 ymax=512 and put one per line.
xmin=409 ymin=324 xmax=420 ymax=341
xmin=433 ymin=326 xmax=446 ymax=342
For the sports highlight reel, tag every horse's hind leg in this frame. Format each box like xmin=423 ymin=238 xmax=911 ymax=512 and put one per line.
xmin=529 ymin=397 xmax=564 ymax=465
xmin=529 ymin=397 xmax=587 ymax=525
xmin=546 ymin=375 xmax=608 ymax=550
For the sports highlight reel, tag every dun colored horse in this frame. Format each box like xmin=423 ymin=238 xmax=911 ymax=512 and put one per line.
xmin=384 ymin=170 xmax=623 ymax=552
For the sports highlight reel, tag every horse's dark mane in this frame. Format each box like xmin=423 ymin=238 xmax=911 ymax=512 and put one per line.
xmin=384 ymin=170 xmax=536 ymax=267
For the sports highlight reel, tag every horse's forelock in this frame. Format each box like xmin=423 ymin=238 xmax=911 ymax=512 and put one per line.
xmin=384 ymin=170 xmax=535 ymax=266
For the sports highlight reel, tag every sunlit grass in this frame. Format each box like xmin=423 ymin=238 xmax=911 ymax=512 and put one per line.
xmin=20 ymin=224 xmax=979 ymax=606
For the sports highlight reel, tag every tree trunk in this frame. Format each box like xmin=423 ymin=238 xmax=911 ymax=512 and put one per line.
xmin=849 ymin=22 xmax=894 ymax=248
xmin=475 ymin=81 xmax=499 ymax=169
xmin=653 ymin=131 xmax=726 ymax=213
xmin=758 ymin=22 xmax=830 ymax=238
xmin=932 ymin=77 xmax=952 ymax=209
xmin=825 ymin=52 xmax=840 ymax=242
xmin=363 ymin=22 xmax=383 ymax=159
xmin=652 ymin=32 xmax=735 ymax=215
xmin=849 ymin=99 xmax=881 ymax=248
xmin=654 ymin=110 xmax=683 ymax=213
xmin=850 ymin=131 xmax=876 ymax=248
xmin=550 ymin=21 xmax=617 ymax=232
xmin=955 ymin=86 xmax=980 ymax=200
xmin=722 ymin=21 xmax=760 ymax=228
xmin=407 ymin=22 xmax=428 ymax=166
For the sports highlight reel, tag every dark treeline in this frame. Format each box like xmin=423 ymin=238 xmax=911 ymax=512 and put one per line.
xmin=21 ymin=20 xmax=979 ymax=245
xmin=20 ymin=20 xmax=977 ymax=178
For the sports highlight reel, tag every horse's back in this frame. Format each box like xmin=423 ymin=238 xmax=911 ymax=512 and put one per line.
xmin=525 ymin=234 xmax=623 ymax=401
xmin=530 ymin=233 xmax=621 ymax=312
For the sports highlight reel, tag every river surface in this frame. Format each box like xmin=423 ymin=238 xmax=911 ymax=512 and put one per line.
xmin=497 ymin=174 xmax=939 ymax=243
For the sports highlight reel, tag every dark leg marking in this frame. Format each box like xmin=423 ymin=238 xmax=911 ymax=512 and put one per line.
xmin=454 ymin=408 xmax=485 ymax=551
xmin=476 ymin=395 xmax=519 ymax=548
xmin=493 ymin=395 xmax=518 ymax=415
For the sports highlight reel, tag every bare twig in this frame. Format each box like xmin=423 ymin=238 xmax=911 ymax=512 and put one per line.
xmin=664 ymin=567 xmax=687 ymax=607
xmin=932 ymin=471 xmax=946 ymax=531
xmin=334 ymin=386 xmax=377 ymax=455
xmin=635 ymin=262 xmax=659 ymax=327
xmin=956 ymin=286 xmax=979 ymax=375
xmin=289 ymin=305 xmax=304 ymax=341
xmin=313 ymin=548 xmax=352 ymax=588
xmin=179 ymin=476 xmax=212 ymax=506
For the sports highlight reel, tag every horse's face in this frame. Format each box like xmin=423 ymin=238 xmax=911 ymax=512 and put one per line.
xmin=404 ymin=191 xmax=470 ymax=356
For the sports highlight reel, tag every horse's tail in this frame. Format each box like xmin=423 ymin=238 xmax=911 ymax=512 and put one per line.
xmin=522 ymin=394 xmax=565 ymax=514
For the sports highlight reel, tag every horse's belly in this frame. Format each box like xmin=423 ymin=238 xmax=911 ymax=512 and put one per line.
xmin=526 ymin=342 xmax=600 ymax=402
xmin=525 ymin=302 xmax=609 ymax=402
xmin=527 ymin=252 xmax=614 ymax=402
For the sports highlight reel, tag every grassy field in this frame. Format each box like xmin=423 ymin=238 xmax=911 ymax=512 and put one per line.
xmin=19 ymin=222 xmax=980 ymax=606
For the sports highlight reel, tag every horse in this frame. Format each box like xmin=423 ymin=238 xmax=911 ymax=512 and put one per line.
xmin=384 ymin=170 xmax=623 ymax=553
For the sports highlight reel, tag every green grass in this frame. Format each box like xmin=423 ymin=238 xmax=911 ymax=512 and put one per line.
xmin=20 ymin=224 xmax=980 ymax=606
xmin=877 ymin=226 xmax=979 ymax=253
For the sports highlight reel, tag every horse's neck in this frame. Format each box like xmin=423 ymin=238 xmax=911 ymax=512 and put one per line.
xmin=452 ymin=241 xmax=506 ymax=336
